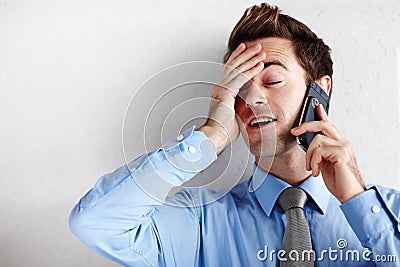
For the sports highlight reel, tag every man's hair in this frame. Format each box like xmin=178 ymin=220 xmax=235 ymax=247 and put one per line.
xmin=224 ymin=3 xmax=333 ymax=83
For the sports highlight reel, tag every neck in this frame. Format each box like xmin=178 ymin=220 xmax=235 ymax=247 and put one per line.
xmin=255 ymin=144 xmax=311 ymax=186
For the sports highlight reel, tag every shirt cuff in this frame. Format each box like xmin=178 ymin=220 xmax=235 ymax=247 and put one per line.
xmin=340 ymin=188 xmax=394 ymax=245
xmin=138 ymin=126 xmax=217 ymax=187
xmin=162 ymin=126 xmax=217 ymax=173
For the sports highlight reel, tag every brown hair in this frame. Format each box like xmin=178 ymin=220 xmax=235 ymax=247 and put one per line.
xmin=224 ymin=3 xmax=333 ymax=83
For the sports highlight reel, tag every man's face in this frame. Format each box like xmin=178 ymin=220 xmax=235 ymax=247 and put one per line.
xmin=234 ymin=37 xmax=308 ymax=157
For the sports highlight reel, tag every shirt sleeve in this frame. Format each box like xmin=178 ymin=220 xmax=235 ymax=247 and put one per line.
xmin=69 ymin=127 xmax=217 ymax=267
xmin=340 ymin=185 xmax=400 ymax=265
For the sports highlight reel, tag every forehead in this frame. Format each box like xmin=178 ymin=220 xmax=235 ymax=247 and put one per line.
xmin=245 ymin=37 xmax=300 ymax=69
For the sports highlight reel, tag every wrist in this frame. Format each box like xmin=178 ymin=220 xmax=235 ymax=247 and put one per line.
xmin=198 ymin=124 xmax=232 ymax=155
xmin=338 ymin=184 xmax=366 ymax=203
xmin=212 ymin=85 xmax=237 ymax=101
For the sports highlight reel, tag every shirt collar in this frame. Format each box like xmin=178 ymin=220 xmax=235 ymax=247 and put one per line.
xmin=251 ymin=164 xmax=331 ymax=217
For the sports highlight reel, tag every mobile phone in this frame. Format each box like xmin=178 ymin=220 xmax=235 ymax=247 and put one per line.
xmin=296 ymin=82 xmax=330 ymax=151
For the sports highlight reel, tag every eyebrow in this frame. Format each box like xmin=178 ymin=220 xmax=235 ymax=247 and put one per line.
xmin=264 ymin=61 xmax=288 ymax=71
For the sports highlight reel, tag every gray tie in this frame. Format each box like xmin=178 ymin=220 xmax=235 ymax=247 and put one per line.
xmin=278 ymin=187 xmax=314 ymax=266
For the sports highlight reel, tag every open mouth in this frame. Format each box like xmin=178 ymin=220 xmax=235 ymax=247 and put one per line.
xmin=249 ymin=117 xmax=276 ymax=127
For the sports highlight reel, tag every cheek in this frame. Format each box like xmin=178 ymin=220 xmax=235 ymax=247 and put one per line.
xmin=234 ymin=97 xmax=246 ymax=120
xmin=275 ymin=87 xmax=305 ymax=117
xmin=287 ymin=92 xmax=306 ymax=119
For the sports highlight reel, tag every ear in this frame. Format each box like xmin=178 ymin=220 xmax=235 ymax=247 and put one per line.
xmin=314 ymin=75 xmax=331 ymax=95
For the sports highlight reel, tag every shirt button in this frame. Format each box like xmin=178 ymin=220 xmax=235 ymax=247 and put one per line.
xmin=177 ymin=134 xmax=184 ymax=141
xmin=188 ymin=146 xmax=196 ymax=153
xmin=371 ymin=205 xmax=380 ymax=213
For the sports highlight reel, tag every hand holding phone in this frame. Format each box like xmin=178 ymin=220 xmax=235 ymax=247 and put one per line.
xmin=296 ymin=82 xmax=330 ymax=151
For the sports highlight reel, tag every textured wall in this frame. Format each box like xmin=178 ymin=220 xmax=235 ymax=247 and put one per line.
xmin=0 ymin=0 xmax=399 ymax=266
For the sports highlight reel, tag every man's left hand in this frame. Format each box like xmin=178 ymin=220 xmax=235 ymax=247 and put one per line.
xmin=291 ymin=104 xmax=366 ymax=203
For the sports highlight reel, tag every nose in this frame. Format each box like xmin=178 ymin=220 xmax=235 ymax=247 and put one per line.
xmin=242 ymin=81 xmax=268 ymax=107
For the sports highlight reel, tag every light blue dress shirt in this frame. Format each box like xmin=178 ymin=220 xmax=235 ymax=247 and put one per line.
xmin=70 ymin=127 xmax=400 ymax=267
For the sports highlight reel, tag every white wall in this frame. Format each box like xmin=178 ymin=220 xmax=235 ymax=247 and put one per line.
xmin=0 ymin=0 xmax=399 ymax=266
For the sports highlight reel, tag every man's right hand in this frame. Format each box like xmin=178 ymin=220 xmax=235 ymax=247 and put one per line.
xmin=199 ymin=42 xmax=266 ymax=154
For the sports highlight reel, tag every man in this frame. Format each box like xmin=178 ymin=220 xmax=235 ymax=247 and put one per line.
xmin=70 ymin=3 xmax=400 ymax=266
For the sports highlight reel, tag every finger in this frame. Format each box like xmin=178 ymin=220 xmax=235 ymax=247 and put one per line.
xmin=291 ymin=120 xmax=342 ymax=141
xmin=227 ymin=43 xmax=246 ymax=62
xmin=316 ymin=104 xmax=329 ymax=120
xmin=310 ymin=146 xmax=323 ymax=177
xmin=225 ymin=62 xmax=264 ymax=93
xmin=235 ymin=51 xmax=266 ymax=75
xmin=222 ymin=52 xmax=265 ymax=87
xmin=310 ymin=146 xmax=340 ymax=177
xmin=225 ymin=43 xmax=262 ymax=73
xmin=305 ymin=134 xmax=340 ymax=171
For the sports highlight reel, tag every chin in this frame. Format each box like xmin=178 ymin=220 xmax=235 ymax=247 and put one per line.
xmin=248 ymin=137 xmax=298 ymax=158
xmin=248 ymin=142 xmax=277 ymax=157
xmin=240 ymin=124 xmax=299 ymax=157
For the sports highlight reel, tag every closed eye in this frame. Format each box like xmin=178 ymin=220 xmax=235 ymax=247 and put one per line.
xmin=264 ymin=81 xmax=282 ymax=86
